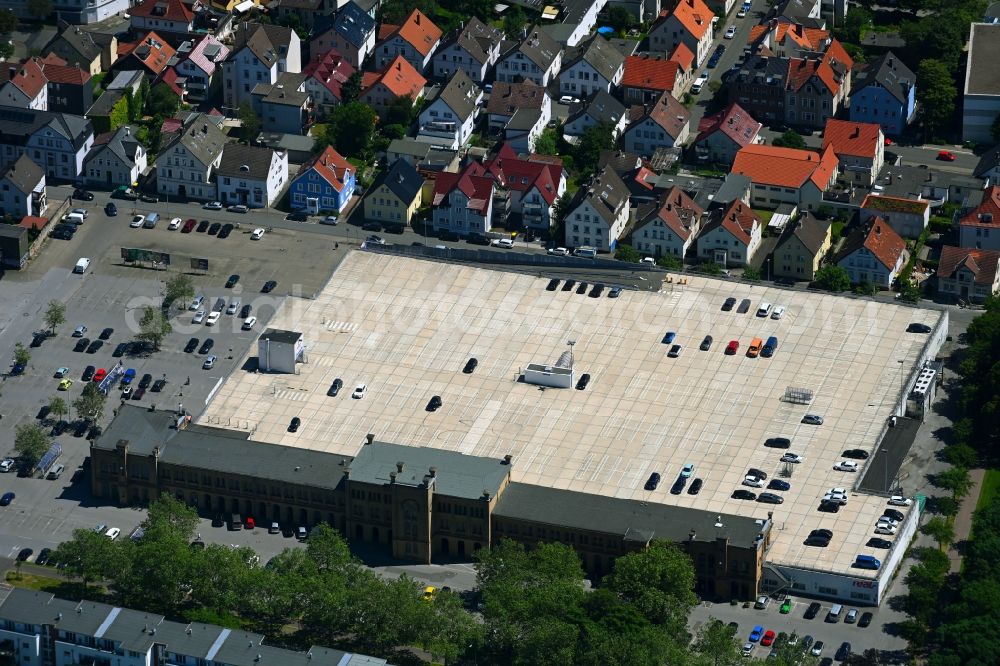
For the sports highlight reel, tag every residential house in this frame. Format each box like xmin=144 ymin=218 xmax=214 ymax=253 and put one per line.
xmin=770 ymin=0 xmax=822 ymax=22
xmin=0 ymin=108 xmax=94 ymax=181
xmin=85 ymin=89 xmax=128 ymax=134
xmin=622 ymin=92 xmax=691 ymax=157
xmin=495 ymin=27 xmax=562 ymax=87
xmin=288 ymin=145 xmax=356 ymax=213
xmin=667 ymin=43 xmax=695 ymax=89
xmin=311 ymin=1 xmax=376 ymax=70
xmin=375 ymin=9 xmax=442 ymax=73
xmin=835 ymin=215 xmax=907 ymax=287
xmin=114 ymin=32 xmax=176 ymax=78
xmin=692 ymin=102 xmax=762 ymax=165
xmin=82 ymin=125 xmax=147 ymax=189
xmin=271 ymin=0 xmax=338 ymax=31
xmin=215 ymin=143 xmax=288 ymax=208
xmin=431 ymin=161 xmax=495 ymax=236
xmin=697 ymin=199 xmax=763 ymax=266
xmin=221 ymin=23 xmax=302 ymax=112
xmin=772 ymin=211 xmax=832 ymax=281
xmin=629 ymin=185 xmax=703 ymax=259
xmin=44 ymin=26 xmax=112 ymax=76
xmin=0 ymin=154 xmax=45 ymax=218
xmin=962 ymin=23 xmax=1000 ymax=143
xmin=360 ymin=55 xmax=426 ymax=118
xmin=128 ymin=0 xmax=195 ymax=36
xmin=301 ymin=48 xmax=356 ymax=116
xmin=937 ymin=245 xmax=1000 ymax=302
xmin=849 ymin=51 xmax=916 ymax=137
xmin=486 ymin=80 xmax=551 ymax=153
xmin=783 ymin=42 xmax=853 ymax=131
xmin=485 ymin=143 xmax=566 ymax=231
xmin=172 ymin=35 xmax=230 ymax=104
xmin=432 ymin=17 xmax=504 ymax=84
xmin=648 ymin=0 xmax=715 ymax=67
xmin=959 ymin=185 xmax=1000 ymax=250
xmin=564 ymin=89 xmax=627 ymax=138
xmin=748 ymin=21 xmax=830 ymax=59
xmin=621 ymin=54 xmax=681 ymax=104
xmin=564 ymin=166 xmax=631 ymax=251
xmin=974 ymin=145 xmax=1000 ymax=185
xmin=386 ymin=138 xmax=460 ymax=172
xmin=255 ymin=132 xmax=316 ymax=164
xmin=731 ymin=143 xmax=839 ymax=208
xmin=417 ymin=70 xmax=480 ymax=150
xmin=156 ymin=113 xmax=228 ymax=200
xmin=364 ymin=158 xmax=424 ymax=227
xmin=821 ymin=119 xmax=884 ymax=186
xmin=726 ymin=55 xmax=790 ymax=125
xmin=860 ymin=194 xmax=929 ymax=239
xmin=251 ymin=72 xmax=311 ymax=135
xmin=0 ymin=58 xmax=48 ymax=110
xmin=40 ymin=57 xmax=92 ymax=115
xmin=558 ymin=34 xmax=625 ymax=99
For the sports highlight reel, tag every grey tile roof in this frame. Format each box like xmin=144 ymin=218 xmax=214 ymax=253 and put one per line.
xmin=567 ymin=89 xmax=625 ymax=126
xmin=502 ymin=26 xmax=560 ymax=71
xmin=161 ymin=113 xmax=228 ymax=169
xmin=436 ymin=69 xmax=478 ymax=121
xmin=975 ymin=144 xmax=1000 ymax=179
xmin=852 ymin=51 xmax=915 ymax=104
xmin=99 ymin=606 xmax=166 ymax=653
xmin=84 ymin=125 xmax=144 ymax=171
xmin=1 ymin=154 xmax=44 ymax=194
xmin=0 ymin=589 xmax=115 ymax=635
xmin=370 ymin=158 xmax=423 ymax=204
xmin=229 ymin=23 xmax=296 ymax=68
xmin=48 ymin=25 xmax=102 ymax=65
xmin=569 ymin=166 xmax=630 ymax=225
xmin=711 ymin=172 xmax=751 ymax=206
xmin=563 ymin=34 xmax=624 ymax=84
xmin=256 ymin=131 xmax=317 ymax=154
xmin=87 ymin=89 xmax=125 ymax=117
xmin=333 ymin=1 xmax=376 ymax=49
xmin=388 ymin=137 xmax=433 ymax=159
xmin=348 ymin=441 xmax=511 ymax=499
xmin=144 ymin=621 xmax=227 ymax=659
xmin=449 ymin=16 xmax=503 ymax=66
xmin=253 ymin=72 xmax=309 ymax=107
xmin=494 ymin=483 xmax=769 ymax=549
xmin=774 ymin=210 xmax=830 ymax=255
xmin=0 ymin=107 xmax=93 ymax=151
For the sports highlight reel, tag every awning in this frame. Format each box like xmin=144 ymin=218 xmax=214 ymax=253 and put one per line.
xmin=233 ymin=0 xmax=254 ymax=13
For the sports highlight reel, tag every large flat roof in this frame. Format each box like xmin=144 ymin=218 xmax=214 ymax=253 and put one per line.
xmin=200 ymin=252 xmax=943 ymax=576
xmin=966 ymin=23 xmax=1000 ymax=96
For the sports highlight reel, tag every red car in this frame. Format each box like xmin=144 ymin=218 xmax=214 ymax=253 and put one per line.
xmin=93 ymin=368 xmax=107 ymax=382
xmin=937 ymin=150 xmax=956 ymax=161
xmin=182 ymin=218 xmax=197 ymax=233
xmin=726 ymin=340 xmax=739 ymax=355
xmin=245 ymin=516 xmax=255 ymax=530
xmin=761 ymin=630 xmax=776 ymax=646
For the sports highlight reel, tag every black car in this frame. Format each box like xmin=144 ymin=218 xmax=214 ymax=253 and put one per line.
xmin=74 ymin=337 xmax=90 ymax=352
xmin=576 ymin=373 xmax=591 ymax=390
xmin=151 ymin=379 xmax=166 ymax=392
xmin=30 ymin=332 xmax=46 ymax=348
xmin=219 ymin=223 xmax=234 ymax=239
xmin=737 ymin=298 xmax=752 ymax=313
xmin=328 ymin=378 xmax=343 ymax=396
xmin=51 ymin=228 xmax=75 ymax=240
xmin=363 ymin=222 xmax=383 ymax=232
xmin=262 ymin=280 xmax=277 ymax=293
xmin=858 ymin=612 xmax=873 ymax=628
xmin=700 ymin=335 xmax=713 ymax=351
xmin=82 ymin=365 xmax=95 ymax=381
xmin=670 ymin=477 xmax=687 ymax=495
xmin=37 ymin=405 xmax=51 ymax=420
xmin=576 ymin=282 xmax=588 ymax=294
xmin=140 ymin=193 xmax=159 ymax=203
xmin=208 ymin=222 xmax=222 ymax=235
xmin=463 ymin=357 xmax=478 ymax=374
xmin=132 ymin=387 xmax=146 ymax=400
xmin=288 ymin=417 xmax=301 ymax=432
xmin=767 ymin=479 xmax=790 ymax=491
xmin=765 ymin=437 xmax=791 ymax=449
xmin=810 ymin=528 xmax=833 ymax=540
xmin=104 ymin=202 xmax=118 ymax=216
xmin=16 ymin=548 xmax=32 ymax=562
xmin=589 ymin=283 xmax=604 ymax=298
xmin=240 ymin=304 xmax=253 ymax=318
xmin=226 ymin=274 xmax=240 ymax=288
xmin=609 ymin=287 xmax=622 ymax=298
xmin=73 ymin=188 xmax=94 ymax=201
xmin=138 ymin=373 xmax=152 ymax=389
xmin=199 ymin=339 xmax=214 ymax=355
xmin=757 ymin=492 xmax=784 ymax=504
xmin=818 ymin=500 xmax=840 ymax=513
xmin=561 ymin=279 xmax=576 ymax=292
xmin=842 ymin=448 xmax=870 ymax=460
xmin=732 ymin=489 xmax=757 ymax=500
xmin=546 ymin=279 xmax=560 ymax=291
xmin=804 ymin=536 xmax=830 ymax=547
xmin=427 ymin=395 xmax=443 ymax=411
xmin=52 ymin=420 xmax=69 ymax=435
xmin=73 ymin=420 xmax=89 ymax=437
xmin=804 ymin=602 xmax=822 ymax=619
xmin=35 ymin=548 xmax=52 ymax=565
xmin=438 ymin=230 xmax=460 ymax=242
xmin=867 ymin=537 xmax=892 ymax=549
xmin=644 ymin=472 xmax=661 ymax=491
xmin=906 ymin=323 xmax=931 ymax=333
xmin=687 ymin=478 xmax=703 ymax=495
xmin=883 ymin=508 xmax=905 ymax=522
xmin=184 ymin=338 xmax=199 ymax=353
xmin=212 ymin=514 xmax=226 ymax=527
xmin=286 ymin=211 xmax=309 ymax=221
xmin=836 ymin=642 xmax=852 ymax=661
xmin=113 ymin=342 xmax=128 ymax=357
xmin=197 ymin=219 xmax=210 ymax=232
xmin=86 ymin=340 xmax=103 ymax=354
xmin=87 ymin=425 xmax=103 ymax=440
xmin=99 ymin=327 xmax=114 ymax=340
xmin=467 ymin=233 xmax=490 ymax=245
xmin=747 ymin=468 xmax=768 ymax=480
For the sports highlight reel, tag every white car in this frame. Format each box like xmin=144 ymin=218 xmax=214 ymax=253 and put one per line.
xmin=558 ymin=95 xmax=580 ymax=104
xmin=877 ymin=517 xmax=900 ymax=528
xmin=692 ymin=72 xmax=709 ymax=93
xmin=834 ymin=461 xmax=859 ymax=472
xmin=321 ymin=215 xmax=339 ymax=225
xmin=771 ymin=305 xmax=786 ymax=320
xmin=130 ymin=215 xmax=145 ymax=228
xmin=205 ymin=311 xmax=221 ymax=326
xmin=105 ymin=527 xmax=121 ymax=540
xmin=491 ymin=238 xmax=514 ymax=248
xmin=203 ymin=355 xmax=217 ymax=369
xmin=168 ymin=217 xmax=182 ymax=230
xmin=823 ymin=492 xmax=848 ymax=505
xmin=71 ymin=207 xmax=89 ymax=219
xmin=829 ymin=487 xmax=848 ymax=496
xmin=547 ymin=247 xmax=569 ymax=256
xmin=780 ymin=453 xmax=804 ymax=463
xmin=889 ymin=496 xmax=913 ymax=507
xmin=737 ymin=6 xmax=747 ymax=16
xmin=352 ymin=384 xmax=367 ymax=399
xmin=0 ymin=458 xmax=14 ymax=472
xmin=242 ymin=316 xmax=257 ymax=330
xmin=741 ymin=643 xmax=755 ymax=657
xmin=192 ymin=310 xmax=206 ymax=324
xmin=641 ymin=257 xmax=656 ymax=264
xmin=742 ymin=475 xmax=765 ymax=488
xmin=874 ymin=525 xmax=897 ymax=535
xmin=251 ymin=228 xmax=266 ymax=240
xmin=203 ymin=201 xmax=223 ymax=210
xmin=724 ymin=25 xmax=736 ymax=38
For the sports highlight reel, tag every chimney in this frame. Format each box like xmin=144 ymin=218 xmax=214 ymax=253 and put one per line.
xmin=7 ymin=67 xmax=13 ymax=78
xmin=125 ymin=127 xmax=130 ymax=136
xmin=689 ymin=529 xmax=696 ymax=541
xmin=875 ymin=224 xmax=881 ymax=236
xmin=482 ymin=489 xmax=491 ymax=499
xmin=390 ymin=471 xmax=397 ymax=483
xmin=416 ymin=12 xmax=420 ymax=24
xmin=852 ymin=126 xmax=859 ymax=138
xmin=888 ymin=57 xmax=894 ymax=68
xmin=795 ymin=24 xmax=803 ymax=36
xmin=343 ymin=466 xmax=351 ymax=479
xmin=202 ymin=123 xmax=208 ymax=133
xmin=429 ymin=466 xmax=437 ymax=478
xmin=396 ymin=461 xmax=404 ymax=473
xmin=522 ymin=26 xmax=528 ymax=39
xmin=396 ymin=61 xmax=401 ymax=71
xmin=502 ymin=454 xmax=513 ymax=465
xmin=365 ymin=432 xmax=374 ymax=444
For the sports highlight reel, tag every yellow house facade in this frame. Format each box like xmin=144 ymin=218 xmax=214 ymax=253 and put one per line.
xmin=772 ymin=212 xmax=832 ymax=281
xmin=363 ymin=159 xmax=424 ymax=227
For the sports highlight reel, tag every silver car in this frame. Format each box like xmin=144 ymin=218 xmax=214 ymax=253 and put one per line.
xmin=802 ymin=414 xmax=824 ymax=425
xmin=203 ymin=355 xmax=217 ymax=369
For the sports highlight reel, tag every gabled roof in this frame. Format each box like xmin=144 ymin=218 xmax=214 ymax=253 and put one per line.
xmin=563 ymin=34 xmax=624 ymax=83
xmin=774 ymin=210 xmax=830 ymax=255
xmin=485 ymin=142 xmax=563 ymax=205
xmin=435 ymin=69 xmax=478 ymax=121
xmin=0 ymin=58 xmax=48 ymax=99
xmin=432 ymin=161 xmax=493 ymax=213
xmin=302 ymin=49 xmax=355 ymax=99
xmin=294 ymin=145 xmax=353 ymax=193
xmin=216 ymin=143 xmax=280 ymax=180
xmin=129 ymin=0 xmax=193 ymax=23
xmin=702 ymin=199 xmax=760 ymax=245
xmin=774 ymin=0 xmax=821 ymax=19
xmin=361 ymin=55 xmax=425 ymax=99
xmin=161 ymin=112 xmax=227 ymax=168
xmin=749 ymin=21 xmax=829 ymax=51
xmin=447 ymin=16 xmax=503 ymax=66
xmin=566 ymin=89 xmax=625 ymax=127
xmin=487 ymin=80 xmax=547 ymax=116
xmin=118 ymin=32 xmax=176 ymax=75
xmin=637 ymin=185 xmax=703 ymax=240
xmin=48 ymin=26 xmax=102 ymax=65
xmin=84 ymin=125 xmax=144 ymax=170
xmin=253 ymin=72 xmax=309 ymax=107
xmin=0 ymin=107 xmax=92 ymax=150
xmin=158 ymin=68 xmax=184 ymax=96
xmin=332 ymin=1 xmax=376 ymax=48
xmin=182 ymin=35 xmax=229 ymax=78
xmin=960 ymin=185 xmax=1000 ymax=227
xmin=730 ymin=54 xmax=789 ymax=88
xmin=636 ymin=91 xmax=690 ymax=140
xmin=937 ymin=246 xmax=1000 ymax=286
xmin=501 ymin=26 xmax=560 ymax=71
xmin=568 ymin=166 xmax=630 ymax=226
xmin=622 ymin=55 xmax=679 ymax=91
xmin=732 ymin=144 xmax=838 ymax=191
xmin=370 ymin=158 xmax=423 ymax=204
xmin=657 ymin=0 xmax=714 ymax=40
xmin=852 ymin=51 xmax=916 ymax=104
xmin=1 ymin=153 xmax=44 ymax=193
xmin=974 ymin=145 xmax=1000 ymax=179
xmin=669 ymin=42 xmax=694 ymax=71
xmin=229 ymin=23 xmax=297 ymax=69
xmin=821 ymin=119 xmax=881 ymax=159
xmin=695 ymin=102 xmax=761 ymax=148
xmin=39 ymin=61 xmax=90 ymax=85
xmin=385 ymin=9 xmax=442 ymax=58
xmin=860 ymin=194 xmax=929 ymax=215
xmin=836 ymin=215 xmax=906 ymax=270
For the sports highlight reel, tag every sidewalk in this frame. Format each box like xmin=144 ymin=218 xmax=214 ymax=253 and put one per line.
xmin=947 ymin=468 xmax=986 ymax=573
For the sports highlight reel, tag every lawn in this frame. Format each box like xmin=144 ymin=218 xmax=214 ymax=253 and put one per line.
xmin=975 ymin=468 xmax=1000 ymax=512
xmin=4 ymin=570 xmax=105 ymax=601
xmin=753 ymin=209 xmax=774 ymax=225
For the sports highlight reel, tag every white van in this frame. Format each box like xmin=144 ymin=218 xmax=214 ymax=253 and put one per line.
xmin=575 ymin=246 xmax=598 ymax=259
xmin=64 ymin=212 xmax=86 ymax=226
xmin=826 ymin=603 xmax=843 ymax=622
xmin=73 ymin=257 xmax=91 ymax=274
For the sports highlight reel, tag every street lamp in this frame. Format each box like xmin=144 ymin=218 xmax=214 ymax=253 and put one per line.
xmin=897 ymin=359 xmax=906 ymax=415
xmin=567 ymin=339 xmax=576 ymax=367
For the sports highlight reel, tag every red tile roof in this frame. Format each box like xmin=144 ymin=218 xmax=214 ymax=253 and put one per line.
xmin=118 ymin=32 xmax=176 ymax=75
xmin=302 ymin=48 xmax=356 ymax=100
xmin=860 ymin=194 xmax=929 ymax=216
xmin=847 ymin=216 xmax=906 ymax=271
xmin=732 ymin=144 xmax=838 ymax=191
xmin=389 ymin=9 xmax=442 ymax=58
xmin=433 ymin=161 xmax=493 ymax=214
xmin=960 ymin=185 xmax=1000 ymax=228
xmin=645 ymin=185 xmax=703 ymax=240
xmin=129 ymin=0 xmax=193 ymax=23
xmin=297 ymin=145 xmax=354 ymax=192
xmin=40 ymin=61 xmax=90 ymax=85
xmin=669 ymin=42 xmax=694 ymax=72
xmin=667 ymin=0 xmax=714 ymax=41
xmin=718 ymin=200 xmax=760 ymax=245
xmin=821 ymin=119 xmax=881 ymax=159
xmin=622 ymin=55 xmax=679 ymax=92
xmin=0 ymin=58 xmax=47 ymax=99
xmin=938 ymin=246 xmax=1000 ymax=287
xmin=19 ymin=215 xmax=48 ymax=230
xmin=158 ymin=68 xmax=184 ymax=96
xmin=695 ymin=102 xmax=761 ymax=149
xmin=485 ymin=142 xmax=563 ymax=205
xmin=362 ymin=55 xmax=426 ymax=100
xmin=40 ymin=52 xmax=67 ymax=66
xmin=749 ymin=22 xmax=829 ymax=50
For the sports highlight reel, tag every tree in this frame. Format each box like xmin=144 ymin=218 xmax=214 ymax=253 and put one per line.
xmin=26 ymin=0 xmax=51 ymax=20
xmin=534 ymin=128 xmax=560 ymax=156
xmin=916 ymin=59 xmax=957 ymax=141
xmin=385 ymin=95 xmax=418 ymax=128
xmin=14 ymin=423 xmax=49 ymax=469
xmin=73 ymin=383 xmax=107 ymax=423
xmin=328 ymin=102 xmax=377 ymax=158
xmin=772 ymin=129 xmax=805 ymax=149
xmin=922 ymin=516 xmax=956 ymax=550
xmin=341 ymin=70 xmax=362 ymax=104
xmin=607 ymin=6 xmax=633 ymax=33
xmin=657 ymin=254 xmax=682 ymax=269
xmin=238 ymin=101 xmax=261 ymax=142
xmin=573 ymin=122 xmax=615 ymax=178
xmin=604 ymin=540 xmax=698 ymax=633
xmin=698 ymin=261 xmax=723 ymax=276
xmin=943 ymin=443 xmax=978 ymax=469
xmin=137 ymin=306 xmax=172 ymax=350
xmin=48 ymin=396 xmax=68 ymax=423
xmin=814 ymin=264 xmax=851 ymax=292
xmin=146 ymin=85 xmax=180 ymax=118
xmin=0 ymin=42 xmax=12 ymax=60
xmin=693 ymin=618 xmax=742 ymax=666
xmin=53 ymin=528 xmax=122 ymax=588
xmin=0 ymin=9 xmax=18 ymax=33
xmin=615 ymin=244 xmax=642 ymax=263
xmin=550 ymin=191 xmax=573 ymax=241
xmin=936 ymin=466 xmax=973 ymax=500
xmin=502 ymin=5 xmax=527 ymax=38
xmin=164 ymin=273 xmax=195 ymax=310
xmin=422 ymin=589 xmax=483 ymax=665
xmin=13 ymin=341 xmax=30 ymax=366
xmin=742 ymin=266 xmax=761 ymax=281
xmin=44 ymin=300 xmax=66 ymax=334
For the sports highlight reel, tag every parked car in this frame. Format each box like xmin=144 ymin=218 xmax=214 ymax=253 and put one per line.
xmin=73 ymin=188 xmax=94 ymax=201
xmin=105 ymin=202 xmax=118 ymax=216
xmin=227 ymin=204 xmax=249 ymax=213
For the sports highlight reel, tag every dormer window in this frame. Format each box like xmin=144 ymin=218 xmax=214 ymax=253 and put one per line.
xmin=240 ymin=164 xmax=250 ymax=172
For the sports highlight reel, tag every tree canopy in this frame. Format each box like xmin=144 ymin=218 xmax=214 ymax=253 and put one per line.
xmin=814 ymin=264 xmax=851 ymax=292
xmin=137 ymin=306 xmax=172 ymax=350
xmin=14 ymin=423 xmax=49 ymax=468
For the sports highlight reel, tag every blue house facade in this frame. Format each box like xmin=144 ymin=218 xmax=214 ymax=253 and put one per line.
xmin=849 ymin=52 xmax=916 ymax=137
xmin=288 ymin=145 xmax=356 ymax=213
